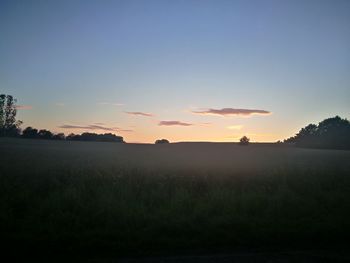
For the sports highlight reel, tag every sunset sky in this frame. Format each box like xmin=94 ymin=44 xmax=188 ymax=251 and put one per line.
xmin=1 ymin=0 xmax=349 ymax=143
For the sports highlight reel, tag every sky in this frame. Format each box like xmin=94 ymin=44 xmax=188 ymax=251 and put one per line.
xmin=1 ymin=0 xmax=349 ymax=143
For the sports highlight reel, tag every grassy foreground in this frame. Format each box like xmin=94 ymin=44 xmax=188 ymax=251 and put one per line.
xmin=0 ymin=138 xmax=350 ymax=257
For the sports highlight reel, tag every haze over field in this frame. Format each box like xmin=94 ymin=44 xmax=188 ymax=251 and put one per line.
xmin=1 ymin=0 xmax=349 ymax=143
xmin=1 ymin=137 xmax=350 ymax=259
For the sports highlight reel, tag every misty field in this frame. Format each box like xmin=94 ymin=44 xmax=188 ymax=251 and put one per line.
xmin=1 ymin=138 xmax=350 ymax=257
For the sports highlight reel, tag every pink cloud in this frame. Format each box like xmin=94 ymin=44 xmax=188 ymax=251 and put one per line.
xmin=159 ymin=121 xmax=193 ymax=126
xmin=59 ymin=124 xmax=118 ymax=131
xmin=192 ymin=108 xmax=271 ymax=117
xmin=119 ymin=129 xmax=134 ymax=132
xmin=59 ymin=124 xmax=133 ymax=133
xmin=15 ymin=105 xmax=32 ymax=110
xmin=125 ymin=111 xmax=154 ymax=117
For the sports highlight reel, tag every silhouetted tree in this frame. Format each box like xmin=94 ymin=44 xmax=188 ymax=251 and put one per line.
xmin=38 ymin=129 xmax=53 ymax=140
xmin=22 ymin=127 xmax=39 ymax=138
xmin=284 ymin=116 xmax=350 ymax=149
xmin=66 ymin=133 xmax=76 ymax=141
xmin=0 ymin=94 xmax=22 ymax=137
xmin=155 ymin=139 xmax=170 ymax=144
xmin=52 ymin=133 xmax=65 ymax=140
xmin=239 ymin=136 xmax=250 ymax=145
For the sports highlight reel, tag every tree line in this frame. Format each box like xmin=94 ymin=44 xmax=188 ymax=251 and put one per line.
xmin=21 ymin=127 xmax=124 ymax=142
xmin=0 ymin=94 xmax=124 ymax=143
xmin=284 ymin=116 xmax=350 ymax=150
xmin=1 ymin=94 xmax=350 ymax=148
xmin=9 ymin=126 xmax=124 ymax=143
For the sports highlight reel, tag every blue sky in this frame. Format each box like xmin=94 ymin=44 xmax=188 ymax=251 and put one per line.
xmin=1 ymin=0 xmax=349 ymax=142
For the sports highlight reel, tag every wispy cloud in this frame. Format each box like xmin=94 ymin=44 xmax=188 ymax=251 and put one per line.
xmin=192 ymin=108 xmax=271 ymax=117
xmin=125 ymin=111 xmax=154 ymax=117
xmin=159 ymin=121 xmax=193 ymax=126
xmin=58 ymin=124 xmax=133 ymax=133
xmin=227 ymin=125 xmax=243 ymax=130
xmin=98 ymin=102 xmax=124 ymax=106
xmin=59 ymin=124 xmax=118 ymax=131
xmin=15 ymin=105 xmax=32 ymax=110
xmin=119 ymin=129 xmax=134 ymax=132
xmin=197 ymin=122 xmax=212 ymax=127
xmin=55 ymin=103 xmax=65 ymax=107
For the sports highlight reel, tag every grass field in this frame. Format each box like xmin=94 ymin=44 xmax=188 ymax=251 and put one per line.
xmin=1 ymin=138 xmax=350 ymax=259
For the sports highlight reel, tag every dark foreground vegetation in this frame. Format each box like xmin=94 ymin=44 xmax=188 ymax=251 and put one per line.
xmin=1 ymin=138 xmax=350 ymax=259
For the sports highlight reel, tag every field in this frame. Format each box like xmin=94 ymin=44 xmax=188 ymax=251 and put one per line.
xmin=1 ymin=138 xmax=350 ymax=260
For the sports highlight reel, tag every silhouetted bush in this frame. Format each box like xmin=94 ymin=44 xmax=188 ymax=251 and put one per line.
xmin=239 ymin=136 xmax=250 ymax=145
xmin=22 ymin=127 xmax=39 ymax=139
xmin=155 ymin=139 xmax=170 ymax=144
xmin=52 ymin=133 xmax=65 ymax=140
xmin=38 ymin=129 xmax=53 ymax=140
xmin=284 ymin=116 xmax=350 ymax=149
xmin=66 ymin=133 xmax=76 ymax=141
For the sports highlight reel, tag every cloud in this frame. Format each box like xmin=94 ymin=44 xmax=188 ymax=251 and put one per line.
xmin=59 ymin=124 xmax=118 ymax=132
xmin=125 ymin=111 xmax=154 ymax=117
xmin=197 ymin=122 xmax=212 ymax=127
xmin=89 ymin=125 xmax=117 ymax=131
xmin=15 ymin=105 xmax=32 ymax=110
xmin=58 ymin=124 xmax=134 ymax=133
xmin=192 ymin=108 xmax=271 ymax=117
xmin=119 ymin=129 xmax=134 ymax=132
xmin=55 ymin=103 xmax=65 ymax=107
xmin=159 ymin=121 xmax=193 ymax=126
xmin=227 ymin=125 xmax=243 ymax=130
xmin=98 ymin=102 xmax=124 ymax=106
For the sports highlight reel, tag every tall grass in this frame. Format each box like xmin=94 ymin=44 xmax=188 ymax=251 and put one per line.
xmin=0 ymin=138 xmax=350 ymax=256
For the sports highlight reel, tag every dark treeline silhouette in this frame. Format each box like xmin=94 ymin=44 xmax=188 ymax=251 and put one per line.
xmin=22 ymin=127 xmax=66 ymax=140
xmin=0 ymin=94 xmax=125 ymax=143
xmin=284 ymin=116 xmax=350 ymax=150
xmin=1 ymin=94 xmax=125 ymax=143
xmin=22 ymin=127 xmax=124 ymax=143
xmin=66 ymin=132 xmax=124 ymax=143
